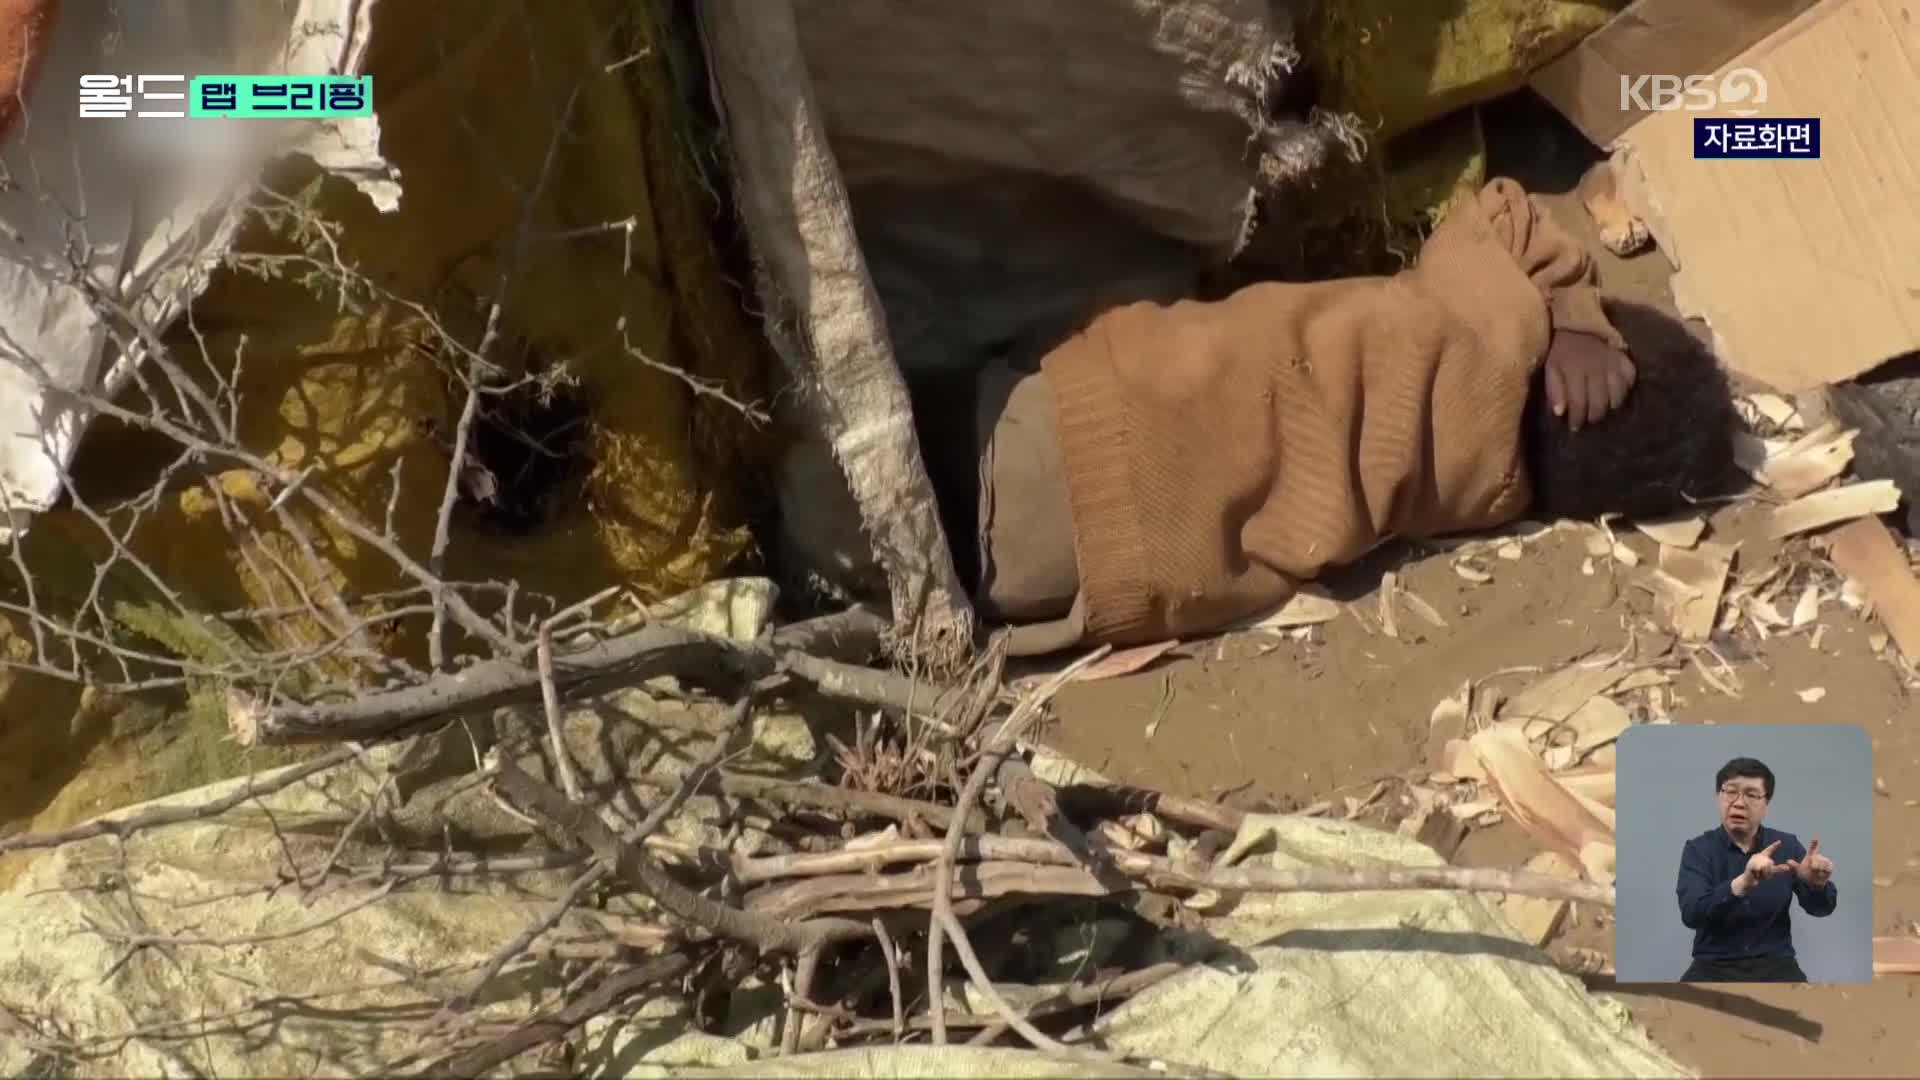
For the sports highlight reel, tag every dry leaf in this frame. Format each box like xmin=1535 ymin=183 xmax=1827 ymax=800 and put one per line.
xmin=1769 ymin=479 xmax=1902 ymax=539
xmin=1797 ymin=687 xmax=1826 ymax=703
xmin=1072 ymin=640 xmax=1178 ymax=682
xmin=1543 ymin=745 xmax=1576 ymax=771
xmin=1828 ymin=517 xmax=1920 ymax=663
xmin=1636 ymin=516 xmax=1707 ymax=548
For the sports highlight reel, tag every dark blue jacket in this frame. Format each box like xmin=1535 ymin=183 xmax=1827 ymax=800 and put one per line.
xmin=1676 ymin=824 xmax=1836 ymax=960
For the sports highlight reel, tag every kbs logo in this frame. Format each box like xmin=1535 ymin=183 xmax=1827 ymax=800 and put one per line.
xmin=1619 ymin=67 xmax=1768 ymax=114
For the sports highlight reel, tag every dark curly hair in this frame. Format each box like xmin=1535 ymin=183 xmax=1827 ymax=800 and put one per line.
xmin=1524 ymin=298 xmax=1741 ymax=521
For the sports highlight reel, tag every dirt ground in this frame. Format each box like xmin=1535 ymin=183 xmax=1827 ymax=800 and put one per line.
xmin=1043 ymin=91 xmax=1920 ymax=1078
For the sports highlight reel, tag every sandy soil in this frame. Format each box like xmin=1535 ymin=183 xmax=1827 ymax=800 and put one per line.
xmin=1043 ymin=91 xmax=1920 ymax=1078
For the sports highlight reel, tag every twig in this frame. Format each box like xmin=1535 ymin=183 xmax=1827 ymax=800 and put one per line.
xmin=422 ymin=952 xmax=692 ymax=1079
xmin=965 ymin=962 xmax=1184 ymax=1047
xmin=928 ymin=645 xmax=1109 ymax=1044
xmin=1054 ymin=782 xmax=1246 ymax=835
xmin=733 ymin=834 xmax=1070 ymax=885
xmin=0 ymin=746 xmax=357 ymax=855
xmin=487 ymin=755 xmax=871 ymax=956
xmin=873 ymin=917 xmax=905 ymax=1042
xmin=746 ymin=862 xmax=1124 ymax=922
xmin=444 ymin=866 xmax=606 ymax=1015
xmin=781 ymin=947 xmax=822 ymax=1055
xmin=935 ymin=907 xmax=1121 ymax=1066
xmin=536 ymin=628 xmax=583 ymax=802
xmin=630 ymin=768 xmax=985 ymax=835
xmin=428 ymin=376 xmax=483 ymax=673
xmin=228 ymin=608 xmax=903 ymax=746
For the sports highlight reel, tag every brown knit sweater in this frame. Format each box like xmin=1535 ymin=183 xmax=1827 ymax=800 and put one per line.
xmin=1041 ymin=178 xmax=1626 ymax=645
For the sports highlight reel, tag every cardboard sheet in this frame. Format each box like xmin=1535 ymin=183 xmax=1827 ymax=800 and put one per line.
xmin=1531 ymin=0 xmax=1821 ymax=148
xmin=1613 ymin=0 xmax=1920 ymax=392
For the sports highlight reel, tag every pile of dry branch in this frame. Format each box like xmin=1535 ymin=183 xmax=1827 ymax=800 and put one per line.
xmin=4 ymin=599 xmax=1619 ymax=1078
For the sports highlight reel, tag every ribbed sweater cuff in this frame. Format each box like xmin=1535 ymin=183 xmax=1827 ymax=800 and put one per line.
xmin=1042 ymin=348 xmax=1154 ymax=642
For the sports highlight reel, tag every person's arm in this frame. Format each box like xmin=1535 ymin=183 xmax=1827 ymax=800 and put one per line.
xmin=1468 ymin=178 xmax=1626 ymax=351
xmin=1677 ymin=839 xmax=1743 ymax=929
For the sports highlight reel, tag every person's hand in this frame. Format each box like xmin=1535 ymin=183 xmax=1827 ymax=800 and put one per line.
xmin=1735 ymin=840 xmax=1788 ymax=894
xmin=1786 ymin=837 xmax=1834 ymax=888
xmin=1544 ymin=330 xmax=1636 ymax=431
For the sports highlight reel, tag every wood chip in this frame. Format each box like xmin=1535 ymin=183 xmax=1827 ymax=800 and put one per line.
xmin=1468 ymin=725 xmax=1615 ymax=868
xmin=1581 ymin=557 xmax=1595 ymax=576
xmin=1497 ymin=542 xmax=1524 ymax=561
xmin=1494 ymin=851 xmax=1579 ymax=946
xmin=1234 ymin=590 xmax=1341 ymax=631
xmin=1656 ymin=541 xmax=1736 ymax=641
xmin=1143 ymin=674 xmax=1174 ymax=739
xmin=1401 ymin=587 xmax=1449 ymax=629
xmin=1427 ymin=684 xmax=1472 ymax=771
xmin=1378 ymin=573 xmax=1401 ymax=640
xmin=1504 ymin=658 xmax=1637 ymax=726
xmin=1874 ymin=937 xmax=1920 ymax=975
xmin=1827 ymin=517 xmax=1920 ymax=663
xmin=1413 ymin=809 xmax=1469 ymax=861
xmin=1566 ymin=695 xmax=1633 ymax=756
xmin=1790 ymin=585 xmax=1821 ymax=629
xmin=1071 ymin=640 xmax=1178 ymax=682
xmin=1611 ymin=669 xmax=1671 ymax=693
xmin=1871 ymin=632 xmax=1890 ymax=654
xmin=1758 ymin=422 xmax=1858 ymax=499
xmin=1443 ymin=739 xmax=1486 ymax=782
xmin=1636 ymin=516 xmax=1707 ymax=548
xmin=1557 ymin=767 xmax=1616 ymax=809
xmin=1875 ymin=777 xmax=1890 ymax=797
xmin=1746 ymin=392 xmax=1804 ymax=429
xmin=1454 ymin=561 xmax=1493 ymax=584
xmin=1797 ymin=687 xmax=1826 ymax=703
xmin=1769 ymin=479 xmax=1902 ymax=539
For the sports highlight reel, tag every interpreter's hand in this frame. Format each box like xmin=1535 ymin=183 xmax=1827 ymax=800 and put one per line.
xmin=1786 ymin=837 xmax=1834 ymax=888
xmin=1735 ymin=840 xmax=1789 ymax=894
xmin=1544 ymin=330 xmax=1636 ymax=431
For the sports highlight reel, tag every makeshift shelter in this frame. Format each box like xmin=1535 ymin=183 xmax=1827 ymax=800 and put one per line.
xmin=0 ymin=1 xmax=1716 ymax=1075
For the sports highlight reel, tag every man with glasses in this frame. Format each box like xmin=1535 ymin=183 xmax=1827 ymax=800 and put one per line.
xmin=1674 ymin=757 xmax=1837 ymax=982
